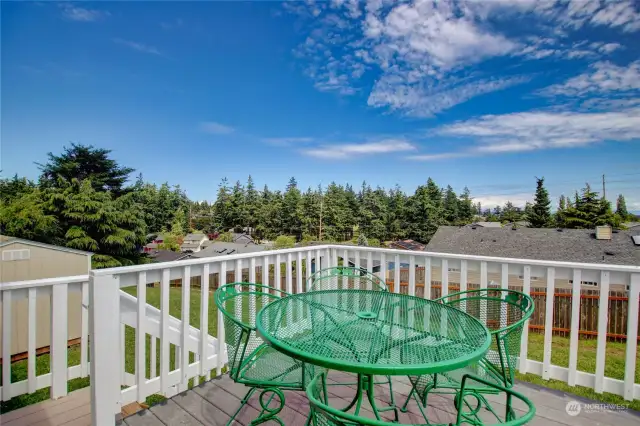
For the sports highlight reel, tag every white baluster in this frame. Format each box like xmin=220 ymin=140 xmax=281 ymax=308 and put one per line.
xmin=136 ymin=271 xmax=147 ymax=402
xmin=594 ymin=270 xmax=610 ymax=393
xmin=567 ymin=269 xmax=581 ymax=386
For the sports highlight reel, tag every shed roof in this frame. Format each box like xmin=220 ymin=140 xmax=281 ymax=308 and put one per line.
xmin=0 ymin=236 xmax=93 ymax=256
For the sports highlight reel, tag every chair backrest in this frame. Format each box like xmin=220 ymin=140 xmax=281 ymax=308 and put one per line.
xmin=306 ymin=373 xmax=535 ymax=426
xmin=214 ymin=283 xmax=288 ymax=380
xmin=307 ymin=266 xmax=388 ymax=292
xmin=437 ymin=289 xmax=534 ymax=386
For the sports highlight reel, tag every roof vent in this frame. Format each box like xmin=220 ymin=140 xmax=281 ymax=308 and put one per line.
xmin=596 ymin=226 xmax=612 ymax=240
xmin=556 ymin=228 xmax=563 ymax=232
xmin=632 ymin=235 xmax=640 ymax=246
xmin=605 ymin=251 xmax=615 ymax=256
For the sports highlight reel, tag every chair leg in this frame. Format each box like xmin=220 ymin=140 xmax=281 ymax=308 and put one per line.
xmin=400 ymin=387 xmax=414 ymax=413
xmin=227 ymin=387 xmax=257 ymax=426
xmin=252 ymin=388 xmax=286 ymax=425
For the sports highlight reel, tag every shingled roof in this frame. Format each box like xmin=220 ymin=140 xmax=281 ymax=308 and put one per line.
xmin=426 ymin=226 xmax=640 ymax=266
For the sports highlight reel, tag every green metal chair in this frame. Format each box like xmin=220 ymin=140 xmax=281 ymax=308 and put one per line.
xmin=307 ymin=372 xmax=536 ymax=426
xmin=307 ymin=266 xmax=388 ymax=292
xmin=215 ymin=282 xmax=319 ymax=425
xmin=401 ymin=289 xmax=534 ymax=422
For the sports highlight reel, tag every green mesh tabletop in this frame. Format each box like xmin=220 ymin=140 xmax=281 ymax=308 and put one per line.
xmin=256 ymin=290 xmax=491 ymax=376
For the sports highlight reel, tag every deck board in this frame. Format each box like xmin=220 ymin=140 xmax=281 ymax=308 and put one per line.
xmin=2 ymin=375 xmax=639 ymax=426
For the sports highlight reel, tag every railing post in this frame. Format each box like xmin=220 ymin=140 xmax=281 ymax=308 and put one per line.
xmin=90 ymin=272 xmax=121 ymax=426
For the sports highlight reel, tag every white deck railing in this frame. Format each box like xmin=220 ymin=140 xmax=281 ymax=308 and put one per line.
xmin=1 ymin=245 xmax=638 ymax=425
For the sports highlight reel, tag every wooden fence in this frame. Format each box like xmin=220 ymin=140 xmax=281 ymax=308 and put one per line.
xmin=161 ymin=267 xmax=638 ymax=342
xmin=385 ymin=280 xmax=638 ymax=342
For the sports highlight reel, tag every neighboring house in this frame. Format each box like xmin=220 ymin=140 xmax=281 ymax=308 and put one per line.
xmin=470 ymin=222 xmax=503 ymax=228
xmin=232 ymin=233 xmax=255 ymax=245
xmin=424 ymin=225 xmax=640 ymax=290
xmin=180 ymin=233 xmax=208 ymax=253
xmin=388 ymin=239 xmax=426 ymax=251
xmin=346 ymin=258 xmax=381 ymax=273
xmin=148 ymin=250 xmax=192 ymax=263
xmin=193 ymin=242 xmax=268 ymax=258
xmin=143 ymin=233 xmax=166 ymax=253
xmin=0 ymin=236 xmax=93 ymax=360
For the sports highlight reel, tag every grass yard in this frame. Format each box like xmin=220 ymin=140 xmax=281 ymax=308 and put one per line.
xmin=518 ymin=332 xmax=640 ymax=411
xmin=2 ymin=287 xmax=639 ymax=413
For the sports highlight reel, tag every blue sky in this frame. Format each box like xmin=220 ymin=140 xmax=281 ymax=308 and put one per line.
xmin=2 ymin=1 xmax=639 ymax=210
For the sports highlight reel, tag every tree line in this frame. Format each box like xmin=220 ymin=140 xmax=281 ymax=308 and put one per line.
xmin=0 ymin=144 xmax=635 ymax=268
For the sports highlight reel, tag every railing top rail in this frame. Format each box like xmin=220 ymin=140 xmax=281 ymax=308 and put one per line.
xmin=330 ymin=245 xmax=640 ymax=274
xmin=90 ymin=245 xmax=335 ymax=276
xmin=11 ymin=244 xmax=632 ymax=282
xmin=0 ymin=274 xmax=89 ymax=290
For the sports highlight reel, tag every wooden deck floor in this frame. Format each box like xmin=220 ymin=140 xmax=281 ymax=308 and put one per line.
xmin=2 ymin=374 xmax=639 ymax=426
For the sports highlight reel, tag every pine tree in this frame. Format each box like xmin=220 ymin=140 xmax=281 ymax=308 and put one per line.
xmin=37 ymin=143 xmax=134 ymax=196
xmin=443 ymin=185 xmax=459 ymax=224
xmin=529 ymin=177 xmax=552 ymax=228
xmin=357 ymin=233 xmax=369 ymax=246
xmin=245 ymin=175 xmax=259 ymax=233
xmin=556 ymin=195 xmax=567 ymax=228
xmin=616 ymin=194 xmax=629 ymax=219
xmin=457 ymin=187 xmax=474 ymax=222
xmin=563 ymin=184 xmax=619 ymax=229
xmin=283 ymin=177 xmax=302 ymax=238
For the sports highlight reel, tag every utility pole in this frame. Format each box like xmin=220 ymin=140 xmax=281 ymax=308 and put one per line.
xmin=602 ymin=174 xmax=606 ymax=200
xmin=319 ymin=186 xmax=323 ymax=241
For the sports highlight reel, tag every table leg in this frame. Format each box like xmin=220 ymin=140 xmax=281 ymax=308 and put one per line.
xmin=340 ymin=374 xmax=399 ymax=422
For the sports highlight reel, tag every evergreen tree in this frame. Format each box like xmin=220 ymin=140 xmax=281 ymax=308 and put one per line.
xmin=564 ymin=184 xmax=619 ymax=229
xmin=37 ymin=143 xmax=134 ymax=196
xmin=0 ymin=174 xmax=36 ymax=203
xmin=245 ymin=175 xmax=260 ymax=232
xmin=457 ymin=187 xmax=474 ymax=222
xmin=171 ymin=208 xmax=186 ymax=236
xmin=556 ymin=195 xmax=567 ymax=228
xmin=616 ymin=194 xmax=629 ymax=219
xmin=357 ymin=233 xmax=369 ymax=246
xmin=406 ymin=181 xmax=445 ymax=243
xmin=529 ymin=177 xmax=552 ymax=228
xmin=229 ymin=181 xmax=246 ymax=230
xmin=282 ymin=177 xmax=302 ymax=237
xmin=214 ymin=178 xmax=232 ymax=230
xmin=42 ymin=179 xmax=147 ymax=267
xmin=443 ymin=185 xmax=459 ymax=224
xmin=0 ymin=188 xmax=58 ymax=242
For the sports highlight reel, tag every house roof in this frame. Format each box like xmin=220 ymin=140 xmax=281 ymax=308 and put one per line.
xmin=180 ymin=242 xmax=203 ymax=249
xmin=623 ymin=222 xmax=640 ymax=229
xmin=148 ymin=250 xmax=192 ymax=263
xmin=426 ymin=226 xmax=640 ymax=266
xmin=0 ymin=236 xmax=93 ymax=256
xmin=193 ymin=242 xmax=268 ymax=258
xmin=184 ymin=233 xmax=207 ymax=242
xmin=232 ymin=233 xmax=255 ymax=244
xmin=472 ymin=222 xmax=503 ymax=228
xmin=389 ymin=239 xmax=425 ymax=251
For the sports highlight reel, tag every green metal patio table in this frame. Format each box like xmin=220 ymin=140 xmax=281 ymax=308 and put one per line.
xmin=256 ymin=289 xmax=492 ymax=421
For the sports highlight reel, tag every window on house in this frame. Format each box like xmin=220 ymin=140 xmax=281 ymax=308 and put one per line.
xmin=1 ymin=249 xmax=31 ymax=261
xmin=518 ymin=275 xmax=540 ymax=281
xmin=569 ymin=280 xmax=598 ymax=287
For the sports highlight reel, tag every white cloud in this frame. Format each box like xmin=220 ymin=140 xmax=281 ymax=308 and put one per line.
xmin=287 ymin=0 xmax=638 ymax=117
xmin=540 ymin=60 xmax=640 ymax=97
xmin=436 ymin=108 xmax=640 ymax=154
xmin=303 ymin=139 xmax=416 ymax=159
xmin=113 ymin=39 xmax=163 ymax=56
xmin=472 ymin=193 xmax=533 ymax=209
xmin=262 ymin=137 xmax=314 ymax=146
xmin=199 ymin=122 xmax=235 ymax=135
xmin=406 ymin=152 xmax=473 ymax=161
xmin=368 ymin=76 xmax=529 ymax=118
xmin=59 ymin=3 xmax=109 ymax=22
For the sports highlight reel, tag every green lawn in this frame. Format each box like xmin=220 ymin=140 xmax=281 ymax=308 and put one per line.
xmin=518 ymin=332 xmax=640 ymax=411
xmin=2 ymin=288 xmax=639 ymax=413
